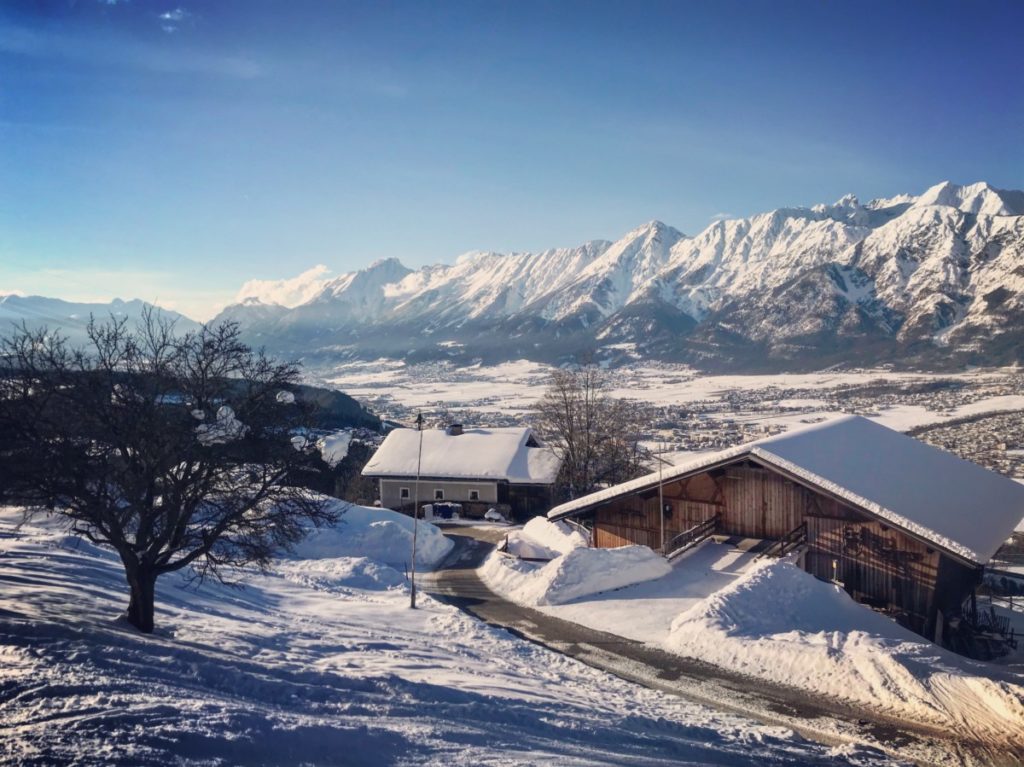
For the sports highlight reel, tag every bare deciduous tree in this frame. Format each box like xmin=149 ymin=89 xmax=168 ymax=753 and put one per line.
xmin=0 ymin=313 xmax=336 ymax=633
xmin=534 ymin=365 xmax=651 ymax=499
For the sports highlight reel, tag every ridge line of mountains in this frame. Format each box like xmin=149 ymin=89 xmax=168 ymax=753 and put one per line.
xmin=6 ymin=180 xmax=1024 ymax=372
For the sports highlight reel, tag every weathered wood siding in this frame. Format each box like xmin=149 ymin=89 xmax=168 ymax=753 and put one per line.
xmin=594 ymin=521 xmax=663 ymax=549
xmin=720 ymin=465 xmax=806 ymax=538
xmin=805 ymin=515 xmax=940 ymax=636
xmin=593 ymin=473 xmax=721 ymax=549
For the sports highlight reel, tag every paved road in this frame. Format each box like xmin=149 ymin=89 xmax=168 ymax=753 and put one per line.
xmin=422 ymin=526 xmax=1015 ymax=767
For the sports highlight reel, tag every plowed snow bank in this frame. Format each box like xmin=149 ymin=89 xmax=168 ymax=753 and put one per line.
xmin=504 ymin=517 xmax=589 ymax=559
xmin=667 ymin=560 xmax=1024 ymax=745
xmin=482 ymin=531 xmax=670 ymax=606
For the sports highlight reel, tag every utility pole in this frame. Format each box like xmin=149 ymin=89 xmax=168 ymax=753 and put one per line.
xmin=658 ymin=441 xmax=665 ymax=554
xmin=410 ymin=412 xmax=424 ymax=609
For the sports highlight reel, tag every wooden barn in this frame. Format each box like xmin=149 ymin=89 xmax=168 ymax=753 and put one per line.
xmin=547 ymin=416 xmax=1024 ymax=644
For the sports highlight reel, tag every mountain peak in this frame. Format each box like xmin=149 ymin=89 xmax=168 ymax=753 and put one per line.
xmin=915 ymin=180 xmax=1024 ymax=216
xmin=630 ymin=219 xmax=684 ymax=238
xmin=366 ymin=257 xmax=409 ymax=272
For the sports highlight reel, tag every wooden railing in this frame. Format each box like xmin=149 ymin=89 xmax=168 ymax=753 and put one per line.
xmin=757 ymin=521 xmax=807 ymax=560
xmin=963 ymin=597 xmax=1018 ymax=650
xmin=664 ymin=514 xmax=720 ymax=560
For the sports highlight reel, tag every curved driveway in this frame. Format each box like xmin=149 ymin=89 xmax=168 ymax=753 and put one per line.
xmin=422 ymin=526 xmax=1011 ymax=767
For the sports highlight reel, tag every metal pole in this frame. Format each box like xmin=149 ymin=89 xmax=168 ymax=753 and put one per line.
xmin=410 ymin=412 xmax=424 ymax=609
xmin=658 ymin=441 xmax=665 ymax=554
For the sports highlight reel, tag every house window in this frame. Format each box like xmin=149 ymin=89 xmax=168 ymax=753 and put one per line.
xmin=469 ymin=490 xmax=480 ymax=501
xmin=400 ymin=487 xmax=410 ymax=499
xmin=434 ymin=489 xmax=444 ymax=501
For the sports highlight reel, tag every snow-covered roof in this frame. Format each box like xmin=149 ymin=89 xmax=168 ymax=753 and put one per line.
xmin=362 ymin=426 xmax=561 ymax=486
xmin=549 ymin=415 xmax=1024 ymax=565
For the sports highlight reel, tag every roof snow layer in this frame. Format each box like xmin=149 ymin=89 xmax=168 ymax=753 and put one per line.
xmin=362 ymin=426 xmax=561 ymax=485
xmin=549 ymin=416 xmax=1024 ymax=565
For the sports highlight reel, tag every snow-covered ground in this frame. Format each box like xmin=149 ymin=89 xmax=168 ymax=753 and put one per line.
xmin=325 ymin=358 xmax=1018 ymax=427
xmin=481 ymin=522 xmax=1024 ymax=749
xmin=288 ymin=503 xmax=453 ymax=570
xmin=666 ymin=558 xmax=1024 ymax=747
xmin=0 ymin=508 xmax=899 ymax=766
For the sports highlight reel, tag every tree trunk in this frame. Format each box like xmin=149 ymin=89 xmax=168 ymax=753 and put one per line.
xmin=125 ymin=567 xmax=157 ymax=633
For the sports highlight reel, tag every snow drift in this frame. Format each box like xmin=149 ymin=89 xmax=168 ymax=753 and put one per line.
xmin=277 ymin=555 xmax=407 ymax=593
xmin=504 ymin=517 xmax=589 ymax=560
xmin=482 ymin=537 xmax=670 ymax=607
xmin=289 ymin=503 xmax=453 ymax=571
xmin=666 ymin=559 xmax=1024 ymax=745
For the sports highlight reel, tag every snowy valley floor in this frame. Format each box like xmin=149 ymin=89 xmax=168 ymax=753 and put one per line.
xmin=0 ymin=511 xmax=902 ymax=767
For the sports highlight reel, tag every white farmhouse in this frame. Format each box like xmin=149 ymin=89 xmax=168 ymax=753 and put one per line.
xmin=361 ymin=425 xmax=562 ymax=520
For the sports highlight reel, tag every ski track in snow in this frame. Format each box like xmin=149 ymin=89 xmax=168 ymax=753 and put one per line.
xmin=0 ymin=513 xmax=898 ymax=767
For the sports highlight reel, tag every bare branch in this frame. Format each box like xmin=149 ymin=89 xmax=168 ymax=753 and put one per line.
xmin=0 ymin=315 xmax=335 ymax=633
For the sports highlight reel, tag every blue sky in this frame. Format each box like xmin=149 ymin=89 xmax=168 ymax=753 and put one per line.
xmin=1 ymin=0 xmax=1021 ymax=319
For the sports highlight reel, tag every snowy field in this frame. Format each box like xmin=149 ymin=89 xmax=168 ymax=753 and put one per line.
xmin=482 ymin=522 xmax=1024 ymax=751
xmin=322 ymin=358 xmax=1023 ymax=434
xmin=0 ymin=508 xmax=898 ymax=766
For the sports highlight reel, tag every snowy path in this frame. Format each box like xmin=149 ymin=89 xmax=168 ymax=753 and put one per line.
xmin=536 ymin=542 xmax=760 ymax=642
xmin=424 ymin=528 xmax=1012 ymax=767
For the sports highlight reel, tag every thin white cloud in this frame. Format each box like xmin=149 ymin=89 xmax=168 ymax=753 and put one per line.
xmin=159 ymin=7 xmax=191 ymax=33
xmin=710 ymin=212 xmax=735 ymax=222
xmin=159 ymin=8 xmax=189 ymax=22
xmin=235 ymin=265 xmax=334 ymax=308
xmin=0 ymin=21 xmax=262 ymax=79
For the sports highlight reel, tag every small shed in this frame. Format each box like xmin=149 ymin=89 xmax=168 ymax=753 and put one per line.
xmin=362 ymin=425 xmax=561 ymax=520
xmin=548 ymin=416 xmax=1024 ymax=643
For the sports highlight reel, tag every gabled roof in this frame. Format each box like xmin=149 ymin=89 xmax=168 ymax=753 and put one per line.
xmin=362 ymin=426 xmax=561 ymax=485
xmin=548 ymin=415 xmax=1024 ymax=565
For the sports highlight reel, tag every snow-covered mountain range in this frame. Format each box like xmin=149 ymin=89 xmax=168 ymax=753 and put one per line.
xmin=0 ymin=295 xmax=201 ymax=346
xmin=5 ymin=181 xmax=1023 ymax=371
xmin=214 ymin=181 xmax=1024 ymax=370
